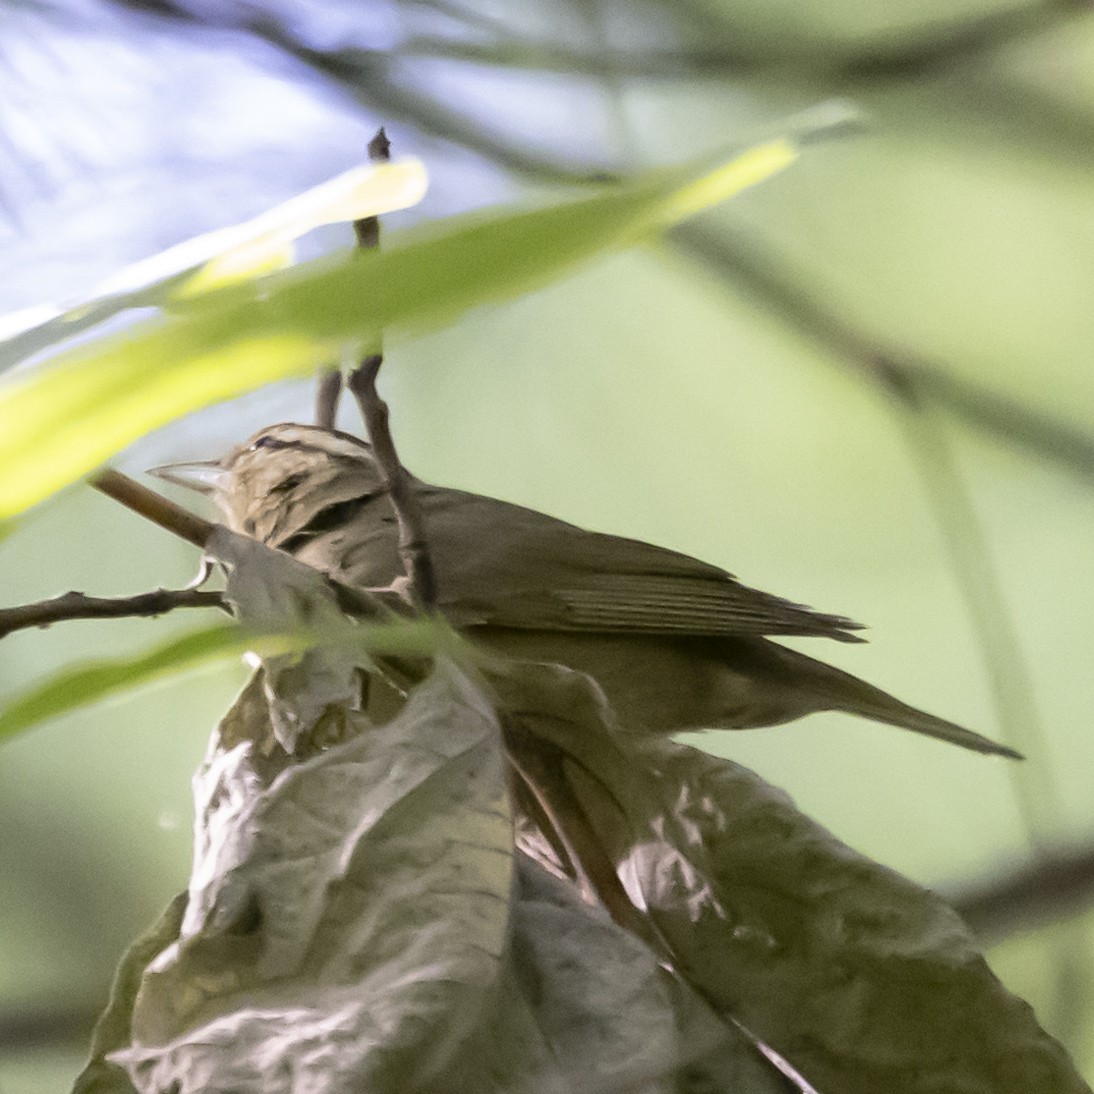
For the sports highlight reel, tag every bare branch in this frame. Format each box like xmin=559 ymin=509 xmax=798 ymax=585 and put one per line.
xmin=315 ymin=369 xmax=343 ymax=430
xmin=341 ymin=128 xmax=439 ymax=613
xmin=0 ymin=470 xmax=223 ymax=639
xmin=354 ymin=125 xmax=392 ymax=250
xmin=314 ymin=127 xmax=391 ymax=428
xmin=89 ymin=0 xmax=1094 ymax=214
xmin=946 ymin=845 xmax=1094 ymax=943
xmin=503 ymin=725 xmax=667 ymax=956
xmin=881 ymin=375 xmax=1061 ymax=840
xmin=669 ymin=224 xmax=1094 ymax=481
xmin=0 ymin=999 xmax=98 ymax=1051
xmin=89 ymin=468 xmax=406 ymax=624
xmin=90 ymin=469 xmax=215 ymax=548
xmin=0 ymin=587 xmax=227 ymax=640
xmin=347 ymin=357 xmax=438 ymax=612
xmin=670 ymin=224 xmax=1063 ymax=835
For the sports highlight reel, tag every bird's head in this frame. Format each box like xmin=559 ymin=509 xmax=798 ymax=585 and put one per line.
xmin=149 ymin=423 xmax=387 ymax=545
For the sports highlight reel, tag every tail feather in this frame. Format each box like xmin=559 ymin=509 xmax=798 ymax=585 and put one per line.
xmin=767 ymin=642 xmax=1023 ymax=759
xmin=849 ymin=695 xmax=1023 ymax=759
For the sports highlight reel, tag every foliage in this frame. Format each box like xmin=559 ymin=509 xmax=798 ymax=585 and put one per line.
xmin=0 ymin=132 xmax=817 ymax=522
xmin=0 ymin=17 xmax=1089 ymax=1085
xmin=70 ymin=535 xmax=1088 ymax=1093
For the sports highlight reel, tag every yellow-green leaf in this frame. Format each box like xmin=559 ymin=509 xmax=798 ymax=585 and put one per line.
xmin=0 ymin=617 xmax=450 ymax=742
xmin=0 ymin=158 xmax=428 ymax=371
xmin=0 ymin=122 xmax=844 ymax=520
xmin=0 ymin=624 xmax=257 ymax=741
xmin=172 ymin=158 xmax=430 ymax=298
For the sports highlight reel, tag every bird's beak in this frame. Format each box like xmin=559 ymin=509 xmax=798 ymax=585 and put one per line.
xmin=146 ymin=460 xmax=226 ymax=495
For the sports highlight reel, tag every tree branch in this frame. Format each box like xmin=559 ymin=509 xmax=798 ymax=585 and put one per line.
xmin=502 ymin=726 xmax=668 ymax=954
xmin=669 ymin=223 xmax=1094 ymax=481
xmin=90 ymin=468 xmax=215 ymax=549
xmin=879 ymin=371 xmax=1061 ymax=839
xmin=347 ymin=357 xmax=438 ymax=613
xmin=354 ymin=126 xmax=391 ymax=249
xmin=0 ymin=587 xmax=227 ymax=640
xmin=314 ymin=127 xmax=392 ymax=430
xmin=314 ymin=369 xmax=343 ymax=431
xmin=670 ymin=223 xmax=1064 ymax=834
xmin=88 ymin=468 xmax=405 ymax=624
xmin=946 ymin=845 xmax=1094 ymax=943
xmin=0 ymin=1000 xmax=99 ymax=1052
xmin=0 ymin=470 xmax=224 ymax=639
xmin=341 ymin=129 xmax=439 ymax=614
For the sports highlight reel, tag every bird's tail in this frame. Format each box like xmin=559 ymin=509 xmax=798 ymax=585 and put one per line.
xmin=771 ymin=644 xmax=1022 ymax=759
xmin=847 ymin=692 xmax=1022 ymax=758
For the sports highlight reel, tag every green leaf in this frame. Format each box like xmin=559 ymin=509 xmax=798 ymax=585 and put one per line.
xmin=0 ymin=624 xmax=257 ymax=741
xmin=0 ymin=616 xmax=452 ymax=742
xmin=0 ymin=131 xmax=825 ymax=521
xmin=491 ymin=661 xmax=1092 ymax=1094
xmin=0 ymin=158 xmax=429 ymax=373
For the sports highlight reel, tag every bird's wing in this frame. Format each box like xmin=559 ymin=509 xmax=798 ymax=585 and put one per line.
xmin=545 ymin=571 xmax=864 ymax=641
xmin=425 ymin=489 xmax=865 ymax=643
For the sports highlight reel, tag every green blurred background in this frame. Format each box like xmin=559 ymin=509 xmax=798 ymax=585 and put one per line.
xmin=2 ymin=0 xmax=1094 ymax=1087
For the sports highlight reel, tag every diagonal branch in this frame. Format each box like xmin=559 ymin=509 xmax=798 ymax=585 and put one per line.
xmin=354 ymin=126 xmax=392 ymax=250
xmin=347 ymin=357 xmax=439 ymax=613
xmin=946 ymin=843 xmax=1094 ymax=943
xmin=669 ymin=223 xmax=1094 ymax=481
xmin=670 ymin=224 xmax=1064 ymax=808
xmin=314 ymin=369 xmax=343 ymax=432
xmin=502 ymin=718 xmax=819 ymax=1091
xmin=502 ymin=725 xmax=668 ymax=955
xmin=879 ymin=371 xmax=1062 ymax=841
xmin=91 ymin=468 xmax=215 ymax=548
xmin=88 ymin=468 xmax=404 ymax=623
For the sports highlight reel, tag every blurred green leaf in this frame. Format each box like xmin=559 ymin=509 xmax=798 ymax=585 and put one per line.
xmin=0 ymin=624 xmax=257 ymax=742
xmin=0 ymin=159 xmax=429 ymax=373
xmin=0 ymin=134 xmax=817 ymax=520
xmin=0 ymin=615 xmax=452 ymax=743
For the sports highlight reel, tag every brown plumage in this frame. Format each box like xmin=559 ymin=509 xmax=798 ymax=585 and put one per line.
xmin=157 ymin=422 xmax=1019 ymax=759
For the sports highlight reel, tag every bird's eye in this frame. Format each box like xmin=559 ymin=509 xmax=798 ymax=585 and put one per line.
xmin=250 ymin=435 xmax=277 ymax=451
xmin=271 ymin=472 xmax=305 ymax=493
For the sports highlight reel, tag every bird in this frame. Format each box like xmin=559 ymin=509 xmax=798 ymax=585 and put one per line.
xmin=152 ymin=422 xmax=1020 ymax=759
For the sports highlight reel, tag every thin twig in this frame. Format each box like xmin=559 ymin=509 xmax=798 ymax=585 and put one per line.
xmin=315 ymin=370 xmax=343 ymax=430
xmin=90 ymin=469 xmax=215 ymax=549
xmin=0 ymin=1000 xmax=99 ymax=1051
xmin=0 ymin=588 xmax=227 ymax=640
xmin=502 ymin=725 xmax=667 ymax=956
xmin=505 ymin=717 xmax=816 ymax=1091
xmin=343 ymin=129 xmax=438 ymax=612
xmin=89 ymin=468 xmax=404 ymax=623
xmin=888 ymin=382 xmax=1087 ymax=1039
xmin=354 ymin=126 xmax=391 ymax=249
xmin=347 ymin=357 xmax=439 ymax=612
xmin=508 ymin=755 xmax=591 ymax=901
xmin=507 ymin=763 xmax=581 ymax=882
xmin=117 ymin=0 xmax=1094 ymax=143
xmin=669 ymin=224 xmax=1094 ymax=482
xmin=946 ymin=844 xmax=1094 ymax=943
xmin=353 ymin=126 xmax=390 ymax=360
xmin=0 ymin=469 xmax=227 ymax=640
xmin=669 ymin=225 xmax=1065 ymax=838
xmin=314 ymin=127 xmax=392 ymax=428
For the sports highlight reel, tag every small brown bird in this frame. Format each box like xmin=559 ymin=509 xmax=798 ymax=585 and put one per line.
xmin=155 ymin=422 xmax=1019 ymax=759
